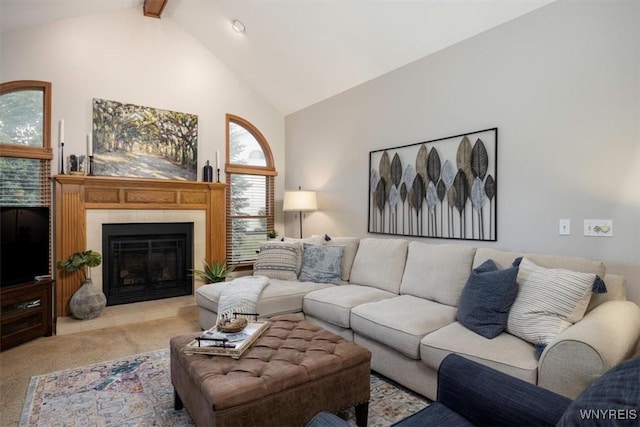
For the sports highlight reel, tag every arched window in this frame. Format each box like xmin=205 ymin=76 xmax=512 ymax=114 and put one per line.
xmin=0 ymin=80 xmax=53 ymax=207
xmin=225 ymin=114 xmax=277 ymax=266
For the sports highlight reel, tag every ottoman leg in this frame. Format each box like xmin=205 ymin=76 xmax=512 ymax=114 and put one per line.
xmin=174 ymin=388 xmax=184 ymax=410
xmin=355 ymin=402 xmax=369 ymax=427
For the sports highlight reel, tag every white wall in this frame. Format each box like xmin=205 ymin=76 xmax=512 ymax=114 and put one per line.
xmin=0 ymin=6 xmax=286 ymax=230
xmin=285 ymin=0 xmax=640 ymax=305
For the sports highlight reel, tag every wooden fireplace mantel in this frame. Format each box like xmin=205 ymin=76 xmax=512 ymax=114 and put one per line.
xmin=53 ymin=175 xmax=226 ymax=317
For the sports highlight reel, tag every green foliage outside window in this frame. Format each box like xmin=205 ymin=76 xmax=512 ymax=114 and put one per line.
xmin=0 ymin=90 xmax=44 ymax=147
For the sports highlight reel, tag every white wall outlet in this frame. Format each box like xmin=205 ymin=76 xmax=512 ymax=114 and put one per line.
xmin=584 ymin=219 xmax=613 ymax=237
xmin=559 ymin=219 xmax=570 ymax=235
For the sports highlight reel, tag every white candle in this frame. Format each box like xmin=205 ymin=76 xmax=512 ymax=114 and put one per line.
xmin=86 ymin=134 xmax=92 ymax=156
xmin=58 ymin=119 xmax=64 ymax=146
xmin=216 ymin=150 xmax=220 ymax=170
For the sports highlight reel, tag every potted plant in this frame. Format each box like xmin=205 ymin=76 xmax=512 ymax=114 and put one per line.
xmin=59 ymin=250 xmax=102 ymax=280
xmin=58 ymin=250 xmax=106 ymax=320
xmin=267 ymin=229 xmax=279 ymax=240
xmin=191 ymin=259 xmax=235 ymax=284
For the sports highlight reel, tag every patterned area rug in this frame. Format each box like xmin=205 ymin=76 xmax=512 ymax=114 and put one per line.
xmin=20 ymin=349 xmax=429 ymax=427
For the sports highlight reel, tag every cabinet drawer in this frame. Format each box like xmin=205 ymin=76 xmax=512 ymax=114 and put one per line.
xmin=1 ymin=280 xmax=54 ymax=351
xmin=1 ymin=296 xmax=44 ymax=322
xmin=1 ymin=314 xmax=43 ymax=339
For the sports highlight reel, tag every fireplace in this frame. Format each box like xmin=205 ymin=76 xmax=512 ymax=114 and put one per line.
xmin=102 ymin=222 xmax=193 ymax=306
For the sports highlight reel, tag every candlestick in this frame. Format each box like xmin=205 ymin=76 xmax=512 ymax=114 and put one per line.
xmin=216 ymin=168 xmax=220 ymax=183
xmin=88 ymin=155 xmax=94 ymax=176
xmin=59 ymin=143 xmax=65 ymax=174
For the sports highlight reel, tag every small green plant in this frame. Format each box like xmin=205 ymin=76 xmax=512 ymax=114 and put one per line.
xmin=58 ymin=250 xmax=102 ymax=280
xmin=267 ymin=229 xmax=279 ymax=239
xmin=191 ymin=259 xmax=235 ymax=283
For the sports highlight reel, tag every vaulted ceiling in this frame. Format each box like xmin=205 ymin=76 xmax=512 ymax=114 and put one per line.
xmin=1 ymin=0 xmax=556 ymax=115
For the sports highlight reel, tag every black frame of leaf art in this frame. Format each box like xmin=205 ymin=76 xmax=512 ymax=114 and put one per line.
xmin=368 ymin=128 xmax=497 ymax=241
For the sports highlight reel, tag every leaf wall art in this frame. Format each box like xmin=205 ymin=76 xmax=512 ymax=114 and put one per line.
xmin=368 ymin=128 xmax=497 ymax=241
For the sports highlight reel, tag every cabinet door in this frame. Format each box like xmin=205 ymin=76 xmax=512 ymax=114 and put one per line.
xmin=1 ymin=280 xmax=53 ymax=351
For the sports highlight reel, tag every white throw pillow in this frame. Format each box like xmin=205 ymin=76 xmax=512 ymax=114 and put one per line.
xmin=507 ymin=257 xmax=596 ymax=349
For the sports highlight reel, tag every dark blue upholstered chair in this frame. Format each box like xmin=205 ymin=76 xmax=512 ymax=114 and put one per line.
xmin=306 ymin=353 xmax=640 ymax=427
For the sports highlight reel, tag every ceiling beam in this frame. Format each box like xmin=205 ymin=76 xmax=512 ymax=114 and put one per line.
xmin=143 ymin=0 xmax=168 ymax=19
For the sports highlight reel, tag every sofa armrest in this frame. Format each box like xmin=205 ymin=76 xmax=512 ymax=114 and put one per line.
xmin=539 ymin=300 xmax=640 ymax=399
xmin=437 ymin=354 xmax=571 ymax=427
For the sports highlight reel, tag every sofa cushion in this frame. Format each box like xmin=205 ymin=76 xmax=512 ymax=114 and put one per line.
xmin=349 ymin=238 xmax=408 ymax=293
xmin=196 ymin=279 xmax=333 ymax=318
xmin=557 ymin=355 xmax=640 ymax=427
xmin=303 ymin=285 xmax=396 ymax=328
xmin=420 ymin=322 xmax=539 ymax=384
xmin=351 ymin=295 xmax=457 ymax=360
xmin=299 ymin=243 xmax=344 ymax=285
xmin=456 ymin=259 xmax=519 ymax=339
xmin=282 ymin=235 xmax=325 ymax=244
xmin=473 ymin=247 xmax=605 ymax=277
xmin=507 ymin=257 xmax=597 ymax=350
xmin=253 ymin=241 xmax=301 ymax=280
xmin=400 ymin=242 xmax=477 ymax=306
xmin=313 ymin=235 xmax=360 ymax=281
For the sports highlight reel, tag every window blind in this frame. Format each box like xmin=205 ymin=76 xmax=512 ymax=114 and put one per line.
xmin=226 ymin=173 xmax=274 ymax=263
xmin=0 ymin=157 xmax=51 ymax=207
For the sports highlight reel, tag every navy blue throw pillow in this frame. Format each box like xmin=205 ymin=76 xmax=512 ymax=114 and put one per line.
xmin=456 ymin=259 xmax=519 ymax=339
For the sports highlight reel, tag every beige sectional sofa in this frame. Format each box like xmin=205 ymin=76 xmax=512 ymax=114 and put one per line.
xmin=195 ymin=237 xmax=640 ymax=401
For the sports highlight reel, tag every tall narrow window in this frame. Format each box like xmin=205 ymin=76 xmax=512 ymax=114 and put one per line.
xmin=225 ymin=114 xmax=277 ymax=266
xmin=0 ymin=80 xmax=53 ymax=279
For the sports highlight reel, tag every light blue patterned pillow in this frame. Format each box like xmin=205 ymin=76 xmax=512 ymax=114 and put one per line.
xmin=299 ymin=243 xmax=344 ymax=285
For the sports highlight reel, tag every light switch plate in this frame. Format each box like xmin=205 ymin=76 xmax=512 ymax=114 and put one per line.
xmin=559 ymin=219 xmax=570 ymax=235
xmin=584 ymin=219 xmax=613 ymax=237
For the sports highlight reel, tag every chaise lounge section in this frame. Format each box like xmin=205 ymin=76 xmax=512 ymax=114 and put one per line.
xmin=196 ymin=236 xmax=640 ymax=401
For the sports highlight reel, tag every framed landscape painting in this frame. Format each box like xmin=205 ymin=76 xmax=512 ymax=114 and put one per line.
xmin=92 ymin=98 xmax=198 ymax=180
xmin=368 ymin=128 xmax=498 ymax=241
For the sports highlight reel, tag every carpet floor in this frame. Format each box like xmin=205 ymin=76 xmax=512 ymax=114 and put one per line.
xmin=1 ymin=310 xmax=201 ymax=426
xmin=19 ymin=348 xmax=429 ymax=426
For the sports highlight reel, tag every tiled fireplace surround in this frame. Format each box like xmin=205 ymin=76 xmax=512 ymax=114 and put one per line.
xmin=87 ymin=209 xmax=206 ymax=299
xmin=54 ymin=175 xmax=226 ymax=333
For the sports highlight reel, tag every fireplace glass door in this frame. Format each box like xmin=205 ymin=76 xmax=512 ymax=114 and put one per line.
xmin=103 ymin=223 xmax=193 ymax=306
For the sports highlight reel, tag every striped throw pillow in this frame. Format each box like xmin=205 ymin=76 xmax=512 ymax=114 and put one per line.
xmin=253 ymin=241 xmax=301 ymax=281
xmin=507 ymin=257 xmax=596 ymax=350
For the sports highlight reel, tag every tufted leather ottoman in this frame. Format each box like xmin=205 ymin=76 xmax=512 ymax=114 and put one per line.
xmin=171 ymin=314 xmax=371 ymax=427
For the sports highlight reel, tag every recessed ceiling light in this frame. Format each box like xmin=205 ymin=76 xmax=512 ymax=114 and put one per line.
xmin=232 ymin=19 xmax=246 ymax=33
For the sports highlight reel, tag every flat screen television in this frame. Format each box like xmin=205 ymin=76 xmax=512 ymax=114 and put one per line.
xmin=1 ymin=206 xmax=51 ymax=287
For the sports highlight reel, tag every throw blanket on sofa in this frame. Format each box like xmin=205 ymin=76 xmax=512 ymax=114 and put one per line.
xmin=217 ymin=275 xmax=269 ymax=318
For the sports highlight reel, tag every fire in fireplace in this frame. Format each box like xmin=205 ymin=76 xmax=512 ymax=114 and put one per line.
xmin=102 ymin=222 xmax=193 ymax=306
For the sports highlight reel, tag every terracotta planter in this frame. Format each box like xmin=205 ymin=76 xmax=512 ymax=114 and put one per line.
xmin=69 ymin=279 xmax=107 ymax=320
